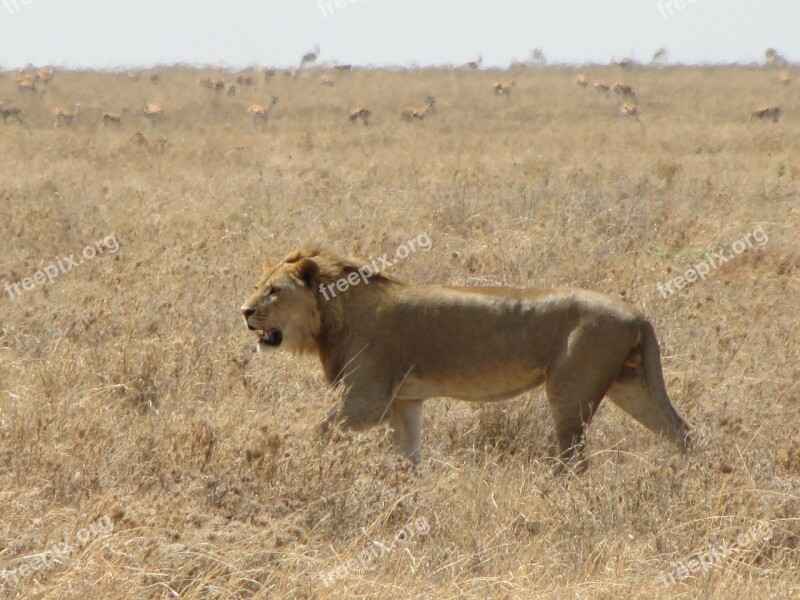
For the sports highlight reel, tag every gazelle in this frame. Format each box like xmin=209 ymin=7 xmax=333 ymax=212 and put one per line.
xmin=777 ymin=71 xmax=792 ymax=85
xmin=349 ymin=107 xmax=371 ymax=126
xmin=236 ymin=73 xmax=254 ymax=86
xmin=401 ymin=95 xmax=436 ymax=122
xmin=0 ymin=102 xmax=24 ymax=124
xmin=612 ymin=83 xmax=636 ymax=99
xmin=320 ymin=75 xmax=335 ymax=86
xmin=749 ymin=105 xmax=781 ymax=123
xmin=17 ymin=76 xmax=38 ymax=94
xmin=575 ymin=73 xmax=589 ymax=88
xmin=593 ymin=82 xmax=610 ymax=94
xmin=465 ymin=55 xmax=482 ymax=70
xmin=248 ymin=96 xmax=279 ymax=130
xmin=619 ymin=103 xmax=640 ymax=119
xmin=492 ymin=81 xmax=515 ymax=97
xmin=54 ymin=104 xmax=81 ymax=127
xmin=143 ymin=102 xmax=163 ymax=122
xmin=300 ymin=45 xmax=320 ymax=68
xmin=102 ymin=108 xmax=130 ymax=126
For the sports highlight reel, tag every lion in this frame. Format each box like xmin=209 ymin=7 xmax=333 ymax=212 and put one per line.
xmin=240 ymin=246 xmax=690 ymax=470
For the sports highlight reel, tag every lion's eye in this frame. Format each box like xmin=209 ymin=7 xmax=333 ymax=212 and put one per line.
xmin=268 ymin=287 xmax=280 ymax=296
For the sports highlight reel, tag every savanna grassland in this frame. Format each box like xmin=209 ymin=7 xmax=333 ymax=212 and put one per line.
xmin=0 ymin=64 xmax=799 ymax=599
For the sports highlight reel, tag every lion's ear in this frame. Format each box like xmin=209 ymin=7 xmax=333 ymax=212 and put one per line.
xmin=263 ymin=258 xmax=274 ymax=272
xmin=293 ymin=258 xmax=319 ymax=288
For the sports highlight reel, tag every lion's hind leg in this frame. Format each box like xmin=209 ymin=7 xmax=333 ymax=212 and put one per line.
xmin=545 ymin=367 xmax=619 ymax=473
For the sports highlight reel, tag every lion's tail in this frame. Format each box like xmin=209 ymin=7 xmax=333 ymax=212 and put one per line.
xmin=640 ymin=320 xmax=691 ymax=451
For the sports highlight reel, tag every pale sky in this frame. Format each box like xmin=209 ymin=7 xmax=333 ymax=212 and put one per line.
xmin=0 ymin=0 xmax=797 ymax=69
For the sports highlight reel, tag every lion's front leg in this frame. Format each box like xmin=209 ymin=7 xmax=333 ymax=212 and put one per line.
xmin=320 ymin=372 xmax=395 ymax=435
xmin=391 ymin=400 xmax=423 ymax=465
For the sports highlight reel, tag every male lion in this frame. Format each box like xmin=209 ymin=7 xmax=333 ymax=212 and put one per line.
xmin=241 ymin=246 xmax=689 ymax=469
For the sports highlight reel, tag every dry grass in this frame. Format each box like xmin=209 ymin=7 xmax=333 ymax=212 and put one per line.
xmin=0 ymin=65 xmax=799 ymax=599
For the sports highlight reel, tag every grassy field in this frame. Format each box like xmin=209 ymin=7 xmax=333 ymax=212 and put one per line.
xmin=0 ymin=64 xmax=798 ymax=599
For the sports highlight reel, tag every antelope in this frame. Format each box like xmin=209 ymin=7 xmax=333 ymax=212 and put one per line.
xmin=320 ymin=75 xmax=335 ymax=86
xmin=335 ymin=64 xmax=352 ymax=71
xmin=248 ymin=96 xmax=279 ymax=130
xmin=102 ymin=108 xmax=129 ymax=126
xmin=236 ymin=73 xmax=253 ymax=86
xmin=199 ymin=77 xmax=225 ymax=90
xmin=102 ymin=112 xmax=122 ymax=126
xmin=777 ymin=71 xmax=792 ymax=85
xmin=465 ymin=55 xmax=482 ymax=70
xmin=150 ymin=72 xmax=160 ymax=83
xmin=0 ymin=102 xmax=24 ymax=124
xmin=36 ymin=67 xmax=54 ymax=86
xmin=54 ymin=103 xmax=81 ymax=127
xmin=492 ymin=81 xmax=515 ymax=97
xmin=619 ymin=103 xmax=640 ymax=119
xmin=263 ymin=68 xmax=276 ymax=79
xmin=765 ymin=48 xmax=786 ymax=67
xmin=612 ymin=83 xmax=636 ymax=99
xmin=593 ymin=82 xmax=610 ymax=93
xmin=401 ymin=95 xmax=436 ymax=122
xmin=749 ymin=105 xmax=781 ymax=123
xmin=300 ymin=45 xmax=320 ymax=68
xmin=17 ymin=76 xmax=38 ymax=94
xmin=226 ymin=84 xmax=237 ymax=97
xmin=143 ymin=102 xmax=163 ymax=121
xmin=575 ymin=73 xmax=589 ymax=88
xmin=349 ymin=107 xmax=371 ymax=126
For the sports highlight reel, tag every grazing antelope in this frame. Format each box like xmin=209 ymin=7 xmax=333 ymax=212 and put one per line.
xmin=765 ymin=48 xmax=786 ymax=67
xmin=300 ymin=45 xmax=320 ymax=68
xmin=401 ymin=95 xmax=436 ymax=122
xmin=619 ymin=103 xmax=640 ymax=119
xmin=17 ymin=76 xmax=38 ymax=94
xmin=0 ymin=102 xmax=24 ymax=124
xmin=749 ymin=105 xmax=781 ymax=123
xmin=349 ymin=107 xmax=371 ymax=126
xmin=612 ymin=83 xmax=636 ymax=99
xmin=102 ymin=112 xmax=122 ymax=126
xmin=199 ymin=77 xmax=225 ymax=90
xmin=226 ymin=84 xmax=237 ymax=97
xmin=36 ymin=67 xmax=54 ymax=86
xmin=593 ymin=82 xmax=610 ymax=93
xmin=248 ymin=96 xmax=279 ymax=130
xmin=575 ymin=73 xmax=589 ymax=88
xmin=53 ymin=104 xmax=81 ymax=127
xmin=320 ymin=75 xmax=335 ymax=86
xmin=492 ymin=81 xmax=515 ymax=97
xmin=777 ymin=71 xmax=792 ymax=85
xmin=143 ymin=102 xmax=163 ymax=122
xmin=236 ymin=73 xmax=253 ymax=86
xmin=465 ymin=55 xmax=482 ymax=70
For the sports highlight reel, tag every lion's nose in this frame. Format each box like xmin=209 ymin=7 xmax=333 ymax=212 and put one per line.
xmin=241 ymin=307 xmax=255 ymax=319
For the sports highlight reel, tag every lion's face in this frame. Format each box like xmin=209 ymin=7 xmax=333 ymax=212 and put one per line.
xmin=240 ymin=258 xmax=321 ymax=354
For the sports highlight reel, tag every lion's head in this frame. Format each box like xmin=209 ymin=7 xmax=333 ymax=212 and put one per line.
xmin=240 ymin=246 xmax=384 ymax=354
xmin=240 ymin=250 xmax=323 ymax=354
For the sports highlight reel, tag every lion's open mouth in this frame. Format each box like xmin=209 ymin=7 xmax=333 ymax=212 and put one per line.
xmin=258 ymin=328 xmax=283 ymax=347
